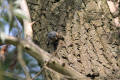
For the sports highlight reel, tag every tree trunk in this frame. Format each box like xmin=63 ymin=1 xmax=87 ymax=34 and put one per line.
xmin=27 ymin=0 xmax=120 ymax=80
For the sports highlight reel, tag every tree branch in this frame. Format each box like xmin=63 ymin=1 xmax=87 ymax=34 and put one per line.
xmin=0 ymin=35 xmax=90 ymax=79
xmin=20 ymin=0 xmax=33 ymax=40
xmin=107 ymin=0 xmax=120 ymax=27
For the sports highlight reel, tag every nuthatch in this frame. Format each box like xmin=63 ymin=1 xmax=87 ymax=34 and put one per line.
xmin=47 ymin=31 xmax=64 ymax=50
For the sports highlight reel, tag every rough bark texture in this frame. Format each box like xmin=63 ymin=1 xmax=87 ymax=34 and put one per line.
xmin=27 ymin=0 xmax=120 ymax=80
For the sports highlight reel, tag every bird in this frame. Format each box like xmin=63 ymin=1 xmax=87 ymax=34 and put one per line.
xmin=47 ymin=31 xmax=64 ymax=50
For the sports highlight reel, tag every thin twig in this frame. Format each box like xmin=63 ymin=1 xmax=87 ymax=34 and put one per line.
xmin=3 ymin=71 xmax=25 ymax=80
xmin=32 ymin=51 xmax=57 ymax=80
xmin=32 ymin=67 xmax=44 ymax=80
xmin=17 ymin=44 xmax=32 ymax=80
xmin=27 ymin=1 xmax=39 ymax=5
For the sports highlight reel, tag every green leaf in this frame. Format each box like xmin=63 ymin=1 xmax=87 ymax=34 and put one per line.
xmin=13 ymin=0 xmax=20 ymax=8
xmin=7 ymin=9 xmax=13 ymax=24
xmin=13 ymin=9 xmax=27 ymax=20
xmin=0 ymin=18 xmax=7 ymax=32
xmin=0 ymin=32 xmax=7 ymax=43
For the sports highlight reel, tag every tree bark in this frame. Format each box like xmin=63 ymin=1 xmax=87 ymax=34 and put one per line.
xmin=27 ymin=0 xmax=120 ymax=80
